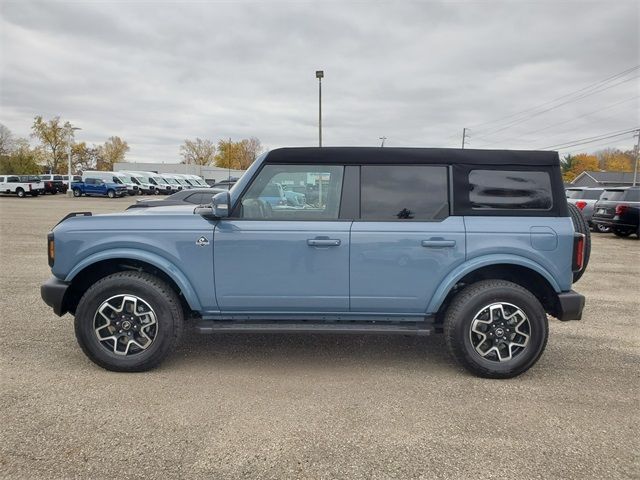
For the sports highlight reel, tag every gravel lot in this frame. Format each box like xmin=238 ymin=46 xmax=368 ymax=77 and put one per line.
xmin=0 ymin=194 xmax=638 ymax=479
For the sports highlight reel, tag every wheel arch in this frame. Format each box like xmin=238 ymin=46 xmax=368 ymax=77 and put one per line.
xmin=63 ymin=251 xmax=201 ymax=315
xmin=428 ymin=256 xmax=562 ymax=321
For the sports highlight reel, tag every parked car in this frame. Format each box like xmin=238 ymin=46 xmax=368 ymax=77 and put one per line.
xmin=40 ymin=174 xmax=67 ymax=194
xmin=18 ymin=175 xmax=45 ymax=195
xmin=119 ymin=171 xmax=156 ymax=195
xmin=71 ymin=177 xmax=128 ymax=198
xmin=83 ymin=171 xmax=139 ymax=196
xmin=62 ymin=175 xmax=82 ymax=189
xmin=183 ymin=174 xmax=209 ymax=187
xmin=591 ymin=186 xmax=640 ymax=238
xmin=160 ymin=174 xmax=183 ymax=193
xmin=211 ymin=177 xmax=238 ymax=189
xmin=565 ymin=187 xmax=607 ymax=232
xmin=41 ymin=147 xmax=587 ymax=378
xmin=126 ymin=188 xmax=224 ymax=209
xmin=0 ymin=175 xmax=40 ymax=197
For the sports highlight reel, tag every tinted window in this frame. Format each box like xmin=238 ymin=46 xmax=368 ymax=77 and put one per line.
xmin=239 ymin=164 xmax=343 ymax=220
xmin=624 ymin=189 xmax=640 ymax=202
xmin=86 ymin=178 xmax=95 ymax=185
xmin=583 ymin=189 xmax=604 ymax=200
xmin=8 ymin=176 xmax=18 ymax=182
xmin=53 ymin=175 xmax=63 ymax=180
xmin=0 ymin=177 xmax=4 ymax=182
xmin=360 ymin=165 xmax=448 ymax=220
xmin=184 ymin=193 xmax=205 ymax=204
xmin=469 ymin=170 xmax=552 ymax=210
xmin=566 ymin=189 xmax=583 ymax=199
xmin=601 ymin=190 xmax=625 ymax=201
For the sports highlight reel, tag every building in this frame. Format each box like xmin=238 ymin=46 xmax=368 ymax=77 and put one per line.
xmin=570 ymin=171 xmax=638 ymax=188
xmin=113 ymin=162 xmax=245 ymax=183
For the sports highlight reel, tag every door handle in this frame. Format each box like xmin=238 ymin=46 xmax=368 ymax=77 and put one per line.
xmin=307 ymin=238 xmax=341 ymax=247
xmin=421 ymin=239 xmax=456 ymax=248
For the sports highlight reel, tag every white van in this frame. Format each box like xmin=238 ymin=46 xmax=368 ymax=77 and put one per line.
xmin=181 ymin=174 xmax=209 ymax=188
xmin=123 ymin=171 xmax=172 ymax=195
xmin=160 ymin=174 xmax=183 ymax=193
xmin=83 ymin=171 xmax=139 ymax=196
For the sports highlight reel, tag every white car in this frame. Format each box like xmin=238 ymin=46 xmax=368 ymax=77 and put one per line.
xmin=0 ymin=174 xmax=40 ymax=197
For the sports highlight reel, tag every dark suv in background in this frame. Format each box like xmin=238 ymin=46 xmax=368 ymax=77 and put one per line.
xmin=592 ymin=186 xmax=640 ymax=238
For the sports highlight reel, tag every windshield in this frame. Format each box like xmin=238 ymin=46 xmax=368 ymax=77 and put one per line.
xmin=176 ymin=178 xmax=190 ymax=186
xmin=153 ymin=176 xmax=168 ymax=185
xmin=567 ymin=189 xmax=603 ymax=200
xmin=164 ymin=177 xmax=179 ymax=185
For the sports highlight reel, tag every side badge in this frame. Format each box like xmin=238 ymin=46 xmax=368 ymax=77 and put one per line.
xmin=196 ymin=236 xmax=210 ymax=247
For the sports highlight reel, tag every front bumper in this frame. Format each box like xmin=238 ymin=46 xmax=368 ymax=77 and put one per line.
xmin=556 ymin=290 xmax=585 ymax=321
xmin=41 ymin=276 xmax=70 ymax=316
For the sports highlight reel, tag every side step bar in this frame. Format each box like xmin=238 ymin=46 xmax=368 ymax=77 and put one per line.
xmin=194 ymin=321 xmax=433 ymax=336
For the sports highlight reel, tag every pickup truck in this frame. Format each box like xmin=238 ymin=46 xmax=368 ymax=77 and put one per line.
xmin=0 ymin=175 xmax=40 ymax=197
xmin=71 ymin=177 xmax=128 ymax=198
xmin=42 ymin=147 xmax=589 ymax=378
xmin=40 ymin=174 xmax=68 ymax=194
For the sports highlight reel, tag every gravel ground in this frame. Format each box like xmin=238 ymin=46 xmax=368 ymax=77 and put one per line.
xmin=0 ymin=194 xmax=638 ymax=479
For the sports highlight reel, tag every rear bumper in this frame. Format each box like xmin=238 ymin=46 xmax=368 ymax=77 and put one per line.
xmin=556 ymin=290 xmax=585 ymax=321
xmin=592 ymin=218 xmax=637 ymax=229
xmin=41 ymin=276 xmax=70 ymax=317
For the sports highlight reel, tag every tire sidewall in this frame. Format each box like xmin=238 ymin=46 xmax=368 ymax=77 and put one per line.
xmin=73 ymin=188 xmax=81 ymax=197
xmin=16 ymin=188 xmax=24 ymax=197
xmin=450 ymin=285 xmax=548 ymax=377
xmin=75 ymin=276 xmax=178 ymax=371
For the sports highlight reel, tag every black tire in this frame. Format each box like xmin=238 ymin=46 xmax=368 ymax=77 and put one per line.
xmin=107 ymin=189 xmax=115 ymax=199
xmin=16 ymin=188 xmax=25 ymax=198
xmin=74 ymin=271 xmax=184 ymax=372
xmin=73 ymin=188 xmax=82 ymax=197
xmin=444 ymin=280 xmax=549 ymax=379
xmin=51 ymin=190 xmax=57 ymax=195
xmin=567 ymin=203 xmax=590 ymax=282
xmin=613 ymin=228 xmax=632 ymax=237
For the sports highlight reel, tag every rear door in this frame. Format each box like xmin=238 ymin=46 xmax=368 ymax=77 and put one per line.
xmin=214 ymin=163 xmax=350 ymax=312
xmin=350 ymin=165 xmax=465 ymax=313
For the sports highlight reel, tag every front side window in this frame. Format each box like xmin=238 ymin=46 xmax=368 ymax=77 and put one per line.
xmin=469 ymin=170 xmax=552 ymax=210
xmin=238 ymin=164 xmax=344 ymax=220
xmin=360 ymin=165 xmax=449 ymax=220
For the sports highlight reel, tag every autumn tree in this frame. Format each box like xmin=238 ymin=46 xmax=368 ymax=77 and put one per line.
xmin=31 ymin=116 xmax=76 ymax=172
xmin=96 ymin=136 xmax=129 ymax=171
xmin=214 ymin=137 xmax=263 ymax=170
xmin=562 ymin=153 xmax=599 ymax=182
xmin=180 ymin=138 xmax=216 ymax=165
xmin=0 ymin=138 xmax=42 ymax=174
xmin=72 ymin=142 xmax=101 ymax=173
xmin=596 ymin=148 xmax=633 ymax=172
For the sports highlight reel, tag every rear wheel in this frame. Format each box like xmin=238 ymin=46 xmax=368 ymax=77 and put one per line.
xmin=74 ymin=272 xmax=184 ymax=372
xmin=567 ymin=203 xmax=590 ymax=282
xmin=444 ymin=280 xmax=548 ymax=379
xmin=593 ymin=223 xmax=610 ymax=233
xmin=613 ymin=228 xmax=633 ymax=237
xmin=73 ymin=188 xmax=82 ymax=197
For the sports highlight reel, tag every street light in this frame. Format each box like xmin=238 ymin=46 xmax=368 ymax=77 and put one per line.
xmin=316 ymin=70 xmax=324 ymax=147
xmin=67 ymin=127 xmax=81 ymax=196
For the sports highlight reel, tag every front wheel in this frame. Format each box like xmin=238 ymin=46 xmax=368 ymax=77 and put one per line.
xmin=74 ymin=272 xmax=184 ymax=372
xmin=107 ymin=189 xmax=116 ymax=198
xmin=444 ymin=280 xmax=548 ymax=379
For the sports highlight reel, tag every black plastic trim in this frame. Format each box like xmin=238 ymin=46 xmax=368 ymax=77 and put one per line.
xmin=556 ymin=290 xmax=585 ymax=321
xmin=40 ymin=276 xmax=70 ymax=317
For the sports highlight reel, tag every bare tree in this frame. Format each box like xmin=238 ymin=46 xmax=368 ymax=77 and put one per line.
xmin=180 ymin=138 xmax=216 ymax=165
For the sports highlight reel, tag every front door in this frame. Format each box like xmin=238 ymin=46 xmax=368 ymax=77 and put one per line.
xmin=214 ymin=163 xmax=350 ymax=313
xmin=350 ymin=165 xmax=466 ymax=313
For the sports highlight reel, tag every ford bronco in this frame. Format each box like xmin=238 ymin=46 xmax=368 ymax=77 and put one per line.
xmin=41 ymin=147 xmax=588 ymax=378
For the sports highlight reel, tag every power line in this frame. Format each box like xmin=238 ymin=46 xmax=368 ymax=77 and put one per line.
xmin=473 ymin=74 xmax=640 ymax=141
xmin=475 ymin=95 xmax=639 ymax=148
xmin=561 ymin=136 xmax=636 ymax=155
xmin=468 ymin=64 xmax=640 ymax=131
xmin=539 ymin=127 xmax=640 ymax=150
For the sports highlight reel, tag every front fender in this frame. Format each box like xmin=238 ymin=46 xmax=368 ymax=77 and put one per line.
xmin=426 ymin=254 xmax=561 ymax=314
xmin=65 ymin=248 xmax=202 ymax=311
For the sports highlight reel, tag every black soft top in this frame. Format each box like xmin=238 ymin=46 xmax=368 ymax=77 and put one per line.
xmin=265 ymin=147 xmax=560 ymax=166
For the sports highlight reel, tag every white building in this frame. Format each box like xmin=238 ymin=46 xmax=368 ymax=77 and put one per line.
xmin=114 ymin=162 xmax=245 ymax=183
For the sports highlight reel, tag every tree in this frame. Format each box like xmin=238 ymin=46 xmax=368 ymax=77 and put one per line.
xmin=180 ymin=138 xmax=216 ymax=165
xmin=0 ymin=139 xmax=42 ymax=174
xmin=96 ymin=136 xmax=129 ymax=171
xmin=214 ymin=137 xmax=263 ymax=170
xmin=31 ymin=116 xmax=76 ymax=172
xmin=72 ymin=142 xmax=100 ymax=173
xmin=596 ymin=148 xmax=634 ymax=172
xmin=563 ymin=153 xmax=599 ymax=182
xmin=0 ymin=123 xmax=15 ymax=156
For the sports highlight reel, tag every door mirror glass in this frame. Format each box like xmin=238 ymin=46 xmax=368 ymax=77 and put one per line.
xmin=212 ymin=191 xmax=231 ymax=218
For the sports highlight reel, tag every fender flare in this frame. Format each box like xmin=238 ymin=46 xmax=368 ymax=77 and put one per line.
xmin=426 ymin=254 xmax=561 ymax=314
xmin=65 ymin=248 xmax=202 ymax=311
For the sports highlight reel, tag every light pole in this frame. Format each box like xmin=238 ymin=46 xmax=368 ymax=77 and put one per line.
xmin=379 ymin=136 xmax=387 ymax=147
xmin=316 ymin=70 xmax=323 ymax=147
xmin=67 ymin=127 xmax=81 ymax=196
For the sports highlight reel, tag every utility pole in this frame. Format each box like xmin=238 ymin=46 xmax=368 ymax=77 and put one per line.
xmin=633 ymin=129 xmax=640 ymax=187
xmin=227 ymin=137 xmax=231 ymax=188
xmin=461 ymin=128 xmax=468 ymax=149
xmin=379 ymin=136 xmax=387 ymax=147
xmin=316 ymin=70 xmax=324 ymax=147
xmin=66 ymin=127 xmax=81 ymax=197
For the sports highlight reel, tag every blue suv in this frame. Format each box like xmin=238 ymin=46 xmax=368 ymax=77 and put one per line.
xmin=41 ymin=148 xmax=587 ymax=378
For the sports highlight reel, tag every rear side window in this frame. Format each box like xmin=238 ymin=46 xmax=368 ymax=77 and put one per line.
xmin=360 ymin=165 xmax=449 ymax=220
xmin=469 ymin=170 xmax=552 ymax=210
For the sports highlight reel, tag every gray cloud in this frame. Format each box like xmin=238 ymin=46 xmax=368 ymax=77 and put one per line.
xmin=1 ymin=0 xmax=638 ymax=163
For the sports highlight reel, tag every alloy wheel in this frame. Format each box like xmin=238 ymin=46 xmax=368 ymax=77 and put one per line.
xmin=469 ymin=302 xmax=530 ymax=362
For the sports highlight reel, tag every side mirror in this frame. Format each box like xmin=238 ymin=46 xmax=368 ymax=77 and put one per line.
xmin=212 ymin=191 xmax=231 ymax=218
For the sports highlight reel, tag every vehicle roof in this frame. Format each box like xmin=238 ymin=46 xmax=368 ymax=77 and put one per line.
xmin=265 ymin=147 xmax=560 ymax=166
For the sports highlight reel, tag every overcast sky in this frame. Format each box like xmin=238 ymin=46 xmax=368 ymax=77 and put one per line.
xmin=1 ymin=0 xmax=638 ymax=163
